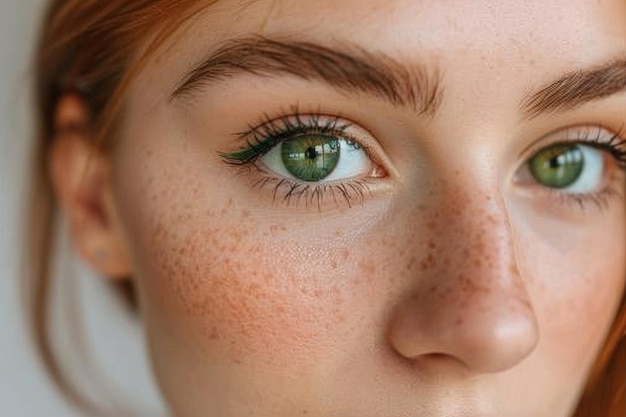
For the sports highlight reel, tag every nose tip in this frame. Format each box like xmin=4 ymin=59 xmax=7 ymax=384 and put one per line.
xmin=390 ymin=287 xmax=539 ymax=374
xmin=471 ymin=310 xmax=539 ymax=373
xmin=441 ymin=299 xmax=539 ymax=373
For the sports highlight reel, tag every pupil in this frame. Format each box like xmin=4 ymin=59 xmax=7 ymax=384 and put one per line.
xmin=305 ymin=147 xmax=318 ymax=160
xmin=549 ymin=157 xmax=560 ymax=168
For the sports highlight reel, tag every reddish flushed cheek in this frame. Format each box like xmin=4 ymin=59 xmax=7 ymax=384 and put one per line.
xmin=138 ymin=205 xmax=363 ymax=366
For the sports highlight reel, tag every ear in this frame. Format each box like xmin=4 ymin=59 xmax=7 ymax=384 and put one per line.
xmin=49 ymin=94 xmax=132 ymax=281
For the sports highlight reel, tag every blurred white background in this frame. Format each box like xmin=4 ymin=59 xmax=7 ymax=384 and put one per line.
xmin=0 ymin=1 xmax=165 ymax=416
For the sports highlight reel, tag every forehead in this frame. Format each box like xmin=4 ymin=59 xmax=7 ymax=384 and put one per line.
xmin=193 ymin=0 xmax=625 ymax=53
xmin=156 ymin=0 xmax=626 ymax=92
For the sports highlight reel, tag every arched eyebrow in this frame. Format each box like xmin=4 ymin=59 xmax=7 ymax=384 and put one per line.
xmin=170 ymin=36 xmax=443 ymax=117
xmin=521 ymin=57 xmax=626 ymax=119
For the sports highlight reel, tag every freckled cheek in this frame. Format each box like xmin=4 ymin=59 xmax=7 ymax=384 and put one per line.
xmin=134 ymin=216 xmax=361 ymax=366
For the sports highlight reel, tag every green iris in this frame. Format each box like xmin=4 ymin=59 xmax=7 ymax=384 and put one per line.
xmin=281 ymin=134 xmax=340 ymax=181
xmin=529 ymin=144 xmax=584 ymax=189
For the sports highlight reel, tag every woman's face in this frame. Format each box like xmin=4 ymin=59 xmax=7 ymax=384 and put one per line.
xmin=102 ymin=0 xmax=626 ymax=416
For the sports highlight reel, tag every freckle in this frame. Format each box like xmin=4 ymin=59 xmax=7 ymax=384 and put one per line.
xmin=407 ymin=255 xmax=417 ymax=271
xmin=241 ymin=209 xmax=250 ymax=218
xmin=359 ymin=258 xmax=376 ymax=275
xmin=331 ymin=259 xmax=339 ymax=269
xmin=269 ymin=225 xmax=287 ymax=233
xmin=335 ymin=228 xmax=344 ymax=237
xmin=209 ymin=327 xmax=220 ymax=340
xmin=455 ymin=317 xmax=464 ymax=326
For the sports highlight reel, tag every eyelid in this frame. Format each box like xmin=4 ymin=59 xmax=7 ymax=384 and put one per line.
xmin=222 ymin=111 xmax=394 ymax=176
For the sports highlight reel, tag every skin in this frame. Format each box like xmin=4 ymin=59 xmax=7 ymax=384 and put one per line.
xmin=51 ymin=0 xmax=626 ymax=416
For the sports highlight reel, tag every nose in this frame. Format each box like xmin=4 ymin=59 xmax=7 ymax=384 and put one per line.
xmin=388 ymin=185 xmax=539 ymax=374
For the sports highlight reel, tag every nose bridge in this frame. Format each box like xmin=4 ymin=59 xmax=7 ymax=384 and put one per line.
xmin=433 ymin=183 xmax=523 ymax=301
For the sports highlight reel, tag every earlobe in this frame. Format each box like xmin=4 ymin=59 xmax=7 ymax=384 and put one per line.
xmin=49 ymin=95 xmax=132 ymax=281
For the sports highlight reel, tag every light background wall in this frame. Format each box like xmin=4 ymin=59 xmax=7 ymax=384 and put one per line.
xmin=0 ymin=1 xmax=165 ymax=416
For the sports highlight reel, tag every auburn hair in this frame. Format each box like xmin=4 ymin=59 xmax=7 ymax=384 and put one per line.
xmin=26 ymin=0 xmax=626 ymax=416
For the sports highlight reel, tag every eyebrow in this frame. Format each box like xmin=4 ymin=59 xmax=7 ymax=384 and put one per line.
xmin=170 ymin=36 xmax=443 ymax=116
xmin=521 ymin=58 xmax=626 ymax=119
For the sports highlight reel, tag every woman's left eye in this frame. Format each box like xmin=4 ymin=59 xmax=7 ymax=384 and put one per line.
xmin=259 ymin=134 xmax=371 ymax=182
xmin=517 ymin=126 xmax=626 ymax=210
xmin=527 ymin=144 xmax=604 ymax=193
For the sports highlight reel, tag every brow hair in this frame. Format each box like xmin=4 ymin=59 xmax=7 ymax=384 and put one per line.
xmin=171 ymin=36 xmax=443 ymax=116
xmin=522 ymin=58 xmax=626 ymax=119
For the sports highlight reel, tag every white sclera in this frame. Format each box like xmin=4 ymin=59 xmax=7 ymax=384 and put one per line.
xmin=562 ymin=145 xmax=604 ymax=193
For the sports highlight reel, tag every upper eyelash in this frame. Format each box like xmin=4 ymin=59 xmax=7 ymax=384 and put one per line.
xmin=561 ymin=124 xmax=626 ymax=168
xmin=250 ymin=175 xmax=374 ymax=209
xmin=220 ymin=110 xmax=357 ymax=165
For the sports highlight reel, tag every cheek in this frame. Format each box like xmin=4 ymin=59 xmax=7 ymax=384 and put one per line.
xmin=117 ymin=168 xmax=382 ymax=367
xmin=137 ymin=210 xmax=345 ymax=366
xmin=518 ymin=212 xmax=626 ymax=375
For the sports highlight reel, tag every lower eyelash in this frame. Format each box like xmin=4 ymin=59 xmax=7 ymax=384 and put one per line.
xmin=552 ymin=186 xmax=620 ymax=212
xmin=250 ymin=173 xmax=374 ymax=210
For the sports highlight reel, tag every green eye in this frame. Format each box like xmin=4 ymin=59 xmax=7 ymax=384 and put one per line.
xmin=528 ymin=144 xmax=584 ymax=189
xmin=281 ymin=134 xmax=340 ymax=181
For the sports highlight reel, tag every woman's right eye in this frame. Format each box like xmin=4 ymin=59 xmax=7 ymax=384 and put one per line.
xmin=259 ymin=133 xmax=373 ymax=183
xmin=219 ymin=113 xmax=388 ymax=208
